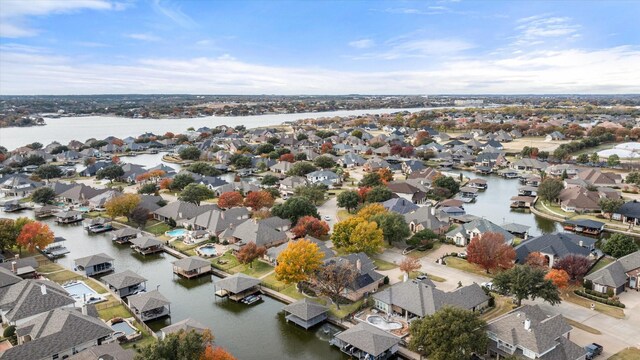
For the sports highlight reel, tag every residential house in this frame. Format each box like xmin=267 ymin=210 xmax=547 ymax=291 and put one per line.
xmin=161 ymin=318 xmax=209 ymax=340
xmin=184 ymin=207 xmax=250 ymax=236
xmin=386 ymin=181 xmax=427 ymax=204
xmin=446 ymin=219 xmax=515 ymax=246
xmin=575 ymin=169 xmax=622 ymax=187
xmin=585 ymin=250 xmax=640 ymax=295
xmin=220 ymin=218 xmax=289 ymax=250
xmin=404 ymin=206 xmax=449 ymax=234
xmin=0 ymin=280 xmax=75 ymax=326
xmin=0 ymin=174 xmax=43 ymax=197
xmin=511 ymin=159 xmax=548 ymax=172
xmin=279 ymin=176 xmax=308 ymax=195
xmin=514 ymin=233 xmax=596 ymax=268
xmin=67 ymin=343 xmax=134 ymax=360
xmin=317 ymin=253 xmax=384 ymax=302
xmin=338 ymin=153 xmax=366 ymax=168
xmin=401 ymin=160 xmax=425 ymax=175
xmin=546 ymin=131 xmax=566 ymax=141
xmin=74 ymin=253 xmax=115 ymax=276
xmin=363 ymin=157 xmax=390 ymax=172
xmin=612 ymin=200 xmax=640 ymax=225
xmin=306 ymin=170 xmax=340 ymax=186
xmin=153 ymin=201 xmax=218 ymax=224
xmin=557 ymin=187 xmax=601 ymax=213
xmin=381 ymin=198 xmax=419 ymax=215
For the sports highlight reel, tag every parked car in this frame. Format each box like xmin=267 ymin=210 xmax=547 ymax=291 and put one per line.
xmin=323 ymin=215 xmax=332 ymax=221
xmin=481 ymin=282 xmax=493 ymax=290
xmin=458 ymin=251 xmax=467 ymax=259
xmin=585 ymin=343 xmax=603 ymax=359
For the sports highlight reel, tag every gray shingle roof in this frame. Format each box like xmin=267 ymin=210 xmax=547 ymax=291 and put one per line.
xmin=282 ymin=298 xmax=328 ymax=321
xmin=335 ymin=322 xmax=400 ymax=356
xmin=514 ymin=232 xmax=594 ymax=264
xmin=214 ymin=273 xmax=260 ymax=294
xmin=585 ymin=250 xmax=640 ymax=288
xmin=172 ymin=256 xmax=211 ymax=271
xmin=130 ymin=235 xmax=163 ymax=249
xmin=102 ymin=270 xmax=147 ymax=289
xmin=0 ymin=267 xmax=22 ymax=288
xmin=74 ymin=253 xmax=114 ymax=268
xmin=0 ymin=280 xmax=75 ymax=323
xmin=161 ymin=318 xmax=209 ymax=337
xmin=68 ymin=343 xmax=135 ymax=360
xmin=127 ymin=290 xmax=170 ymax=312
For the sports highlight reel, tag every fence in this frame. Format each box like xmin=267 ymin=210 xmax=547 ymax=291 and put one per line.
xmin=95 ymin=295 xmax=158 ymax=339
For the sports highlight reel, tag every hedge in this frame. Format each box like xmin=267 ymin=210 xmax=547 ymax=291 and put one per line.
xmin=583 ymin=288 xmax=609 ymax=299
xmin=574 ymin=290 xmax=626 ymax=308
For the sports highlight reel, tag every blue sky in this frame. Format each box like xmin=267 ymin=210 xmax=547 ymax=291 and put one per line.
xmin=1 ymin=0 xmax=639 ymax=94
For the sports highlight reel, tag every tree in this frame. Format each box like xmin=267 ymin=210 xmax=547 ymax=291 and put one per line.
xmin=590 ymin=152 xmax=600 ymax=163
xmin=291 ymin=216 xmax=330 ymax=238
xmin=409 ymin=307 xmax=488 ymax=360
xmin=179 ymin=146 xmax=201 ymax=160
xmin=271 ymin=197 xmax=319 ymax=224
xmin=553 ymin=254 xmax=590 ymax=281
xmin=261 ymin=175 xmax=279 ymax=186
xmin=16 ymin=222 xmax=54 ymax=253
xmin=254 ymin=143 xmax=274 ymax=155
xmin=313 ymin=261 xmax=357 ymax=309
xmin=236 ymin=243 xmax=266 ymax=268
xmin=433 ymin=176 xmax=459 ymax=195
xmin=399 ymin=257 xmax=421 ymax=276
xmin=105 ymin=194 xmax=141 ymax=222
xmin=577 ymin=153 xmax=589 ymax=164
xmin=243 ymin=190 xmax=274 ymax=210
xmin=351 ymin=129 xmax=363 ymax=139
xmin=170 ymin=173 xmax=195 ymax=191
xmin=230 ymin=155 xmax=252 ymax=169
xmin=356 ymin=203 xmax=386 ymax=220
xmin=135 ymin=329 xmax=213 ymax=360
xmin=130 ymin=206 xmax=150 ymax=228
xmin=188 ymin=162 xmax=222 ymax=176
xmin=331 ymin=217 xmax=362 ymax=249
xmin=370 ymin=212 xmax=410 ymax=245
xmin=293 ymin=184 xmax=326 ymax=205
xmin=286 ymin=161 xmax=317 ymax=176
xmin=349 ymin=220 xmax=384 ymax=254
xmin=466 ymin=232 xmax=516 ymax=273
xmin=0 ymin=218 xmax=18 ymax=252
xmin=545 ymin=269 xmax=570 ymax=289
xmin=407 ymin=229 xmax=438 ymax=249
xmin=320 ymin=142 xmax=333 ymax=154
xmin=279 ymin=153 xmax=295 ymax=163
xmin=200 ymin=345 xmax=237 ymax=360
xmin=626 ymin=172 xmax=640 ymax=185
xmin=358 ymin=172 xmax=382 ymax=187
xmin=493 ymin=265 xmax=561 ymax=306
xmin=218 ymin=191 xmax=244 ymax=209
xmin=525 ymin=252 xmax=548 ymax=268
xmin=602 ymin=233 xmax=639 ymax=258
xmin=31 ymin=187 xmax=56 ymax=204
xmin=138 ymin=183 xmax=158 ymax=195
xmin=337 ymin=190 xmax=360 ymax=213
xmin=599 ymin=198 xmax=625 ymax=219
xmin=376 ymin=168 xmax=394 ymax=184
xmin=537 ymin=178 xmax=564 ymax=202
xmin=35 ymin=164 xmax=63 ymax=180
xmin=179 ymin=184 xmax=214 ymax=206
xmin=275 ymin=239 xmax=324 ymax=284
xmin=159 ymin=178 xmax=173 ymax=190
xmin=607 ymin=154 xmax=620 ymax=167
xmin=365 ymin=186 xmax=393 ymax=203
xmin=313 ymin=155 xmax=336 ymax=169
xmin=96 ymin=165 xmax=124 ymax=183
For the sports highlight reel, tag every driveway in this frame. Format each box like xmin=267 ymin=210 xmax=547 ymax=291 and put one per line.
xmin=317 ymin=196 xmax=338 ymax=230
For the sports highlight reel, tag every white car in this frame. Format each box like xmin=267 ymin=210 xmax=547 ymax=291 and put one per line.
xmin=323 ymin=215 xmax=332 ymax=221
xmin=481 ymin=282 xmax=493 ymax=290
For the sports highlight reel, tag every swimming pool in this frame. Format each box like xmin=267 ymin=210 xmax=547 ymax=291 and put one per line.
xmin=366 ymin=315 xmax=403 ymax=331
xmin=111 ymin=320 xmax=138 ymax=336
xmin=77 ymin=206 xmax=91 ymax=212
xmin=196 ymin=244 xmax=218 ymax=257
xmin=63 ymin=281 xmax=104 ymax=304
xmin=166 ymin=229 xmax=187 ymax=237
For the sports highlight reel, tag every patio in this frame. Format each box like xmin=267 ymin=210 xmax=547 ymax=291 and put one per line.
xmin=354 ymin=308 xmax=411 ymax=337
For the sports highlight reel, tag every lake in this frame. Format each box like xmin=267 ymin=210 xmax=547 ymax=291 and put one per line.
xmin=0 ymin=107 xmax=438 ymax=150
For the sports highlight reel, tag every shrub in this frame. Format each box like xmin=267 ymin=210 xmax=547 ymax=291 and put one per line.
xmin=606 ymin=288 xmax=614 ymax=298
xmin=383 ymin=276 xmax=389 ymax=285
xmin=574 ymin=290 xmax=625 ymax=308
xmin=584 ymin=279 xmax=593 ymax=290
xmin=3 ymin=325 xmax=15 ymax=338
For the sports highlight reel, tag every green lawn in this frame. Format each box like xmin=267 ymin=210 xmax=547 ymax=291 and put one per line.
xmin=144 ymin=222 xmax=172 ymax=236
xmin=563 ymin=287 xmax=625 ymax=319
xmin=373 ymin=258 xmax=398 ymax=271
xmin=329 ymin=299 xmax=364 ymax=319
xmin=480 ymin=296 xmax=514 ymax=321
xmin=446 ymin=257 xmax=494 ymax=278
xmin=211 ymin=251 xmax=241 ymax=271
xmin=97 ymin=303 xmax=132 ymax=321
xmin=589 ymin=257 xmax=615 ymax=274
xmin=231 ymin=260 xmax=274 ymax=278
xmin=608 ymin=348 xmax=640 ymax=360
xmin=45 ymin=270 xmax=108 ymax=294
xmin=37 ymin=261 xmax=64 ymax=273
xmin=406 ymin=242 xmax=443 ymax=258
xmin=337 ymin=209 xmax=352 ymax=221
xmin=169 ymin=239 xmax=211 ymax=257
xmin=280 ymin=284 xmax=306 ymax=301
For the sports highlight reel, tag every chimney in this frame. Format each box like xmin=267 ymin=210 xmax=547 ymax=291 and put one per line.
xmin=11 ymin=261 xmax=17 ymax=274
xmin=524 ymin=319 xmax=531 ymax=331
xmin=356 ymin=259 xmax=362 ymax=272
xmin=403 ymin=272 xmax=409 ymax=282
xmin=14 ymin=254 xmax=19 ymax=260
xmin=40 ymin=284 xmax=47 ymax=295
xmin=82 ymin=305 xmax=88 ymax=316
xmin=178 ymin=212 xmax=183 ymax=219
xmin=430 ymin=206 xmax=435 ymax=216
xmin=579 ymin=240 xmax=584 ymax=247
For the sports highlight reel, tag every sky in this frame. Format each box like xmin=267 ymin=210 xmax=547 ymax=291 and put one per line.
xmin=0 ymin=0 xmax=639 ymax=95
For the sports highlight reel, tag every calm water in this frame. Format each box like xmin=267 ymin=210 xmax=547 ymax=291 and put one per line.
xmin=1 ymin=212 xmax=346 ymax=359
xmin=0 ymin=107 xmax=437 ymax=150
xmin=451 ymin=170 xmax=561 ymax=237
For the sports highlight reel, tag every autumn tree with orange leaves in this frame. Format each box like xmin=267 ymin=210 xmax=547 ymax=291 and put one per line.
xmin=275 ymin=239 xmax=324 ymax=284
xmin=200 ymin=345 xmax=237 ymax=360
xmin=17 ymin=222 xmax=54 ymax=253
xmin=525 ymin=252 xmax=548 ymax=268
xmin=321 ymin=142 xmax=333 ymax=154
xmin=218 ymin=191 xmax=243 ymax=209
xmin=377 ymin=168 xmax=394 ymax=184
xmin=399 ymin=257 xmax=421 ymax=276
xmin=291 ymin=216 xmax=330 ymax=238
xmin=279 ymin=153 xmax=295 ymax=163
xmin=136 ymin=170 xmax=166 ymax=183
xmin=243 ymin=190 xmax=274 ymax=211
xmin=236 ymin=243 xmax=266 ymax=268
xmin=466 ymin=232 xmax=516 ymax=274
xmin=545 ymin=269 xmax=569 ymax=289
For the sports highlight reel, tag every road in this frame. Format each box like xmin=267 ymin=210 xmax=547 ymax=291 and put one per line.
xmin=317 ymin=196 xmax=338 ymax=230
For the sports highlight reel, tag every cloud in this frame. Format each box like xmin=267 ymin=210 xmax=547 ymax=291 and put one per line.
xmin=2 ymin=44 xmax=638 ymax=95
xmin=125 ymin=33 xmax=161 ymax=42
xmin=349 ymin=39 xmax=375 ymax=49
xmin=352 ymin=37 xmax=475 ymax=60
xmin=0 ymin=0 xmax=122 ymax=38
xmin=512 ymin=15 xmax=581 ymax=47
xmin=151 ymin=0 xmax=196 ymax=29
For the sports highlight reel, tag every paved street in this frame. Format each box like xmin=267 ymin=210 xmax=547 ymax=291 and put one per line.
xmin=317 ymin=196 xmax=338 ymax=230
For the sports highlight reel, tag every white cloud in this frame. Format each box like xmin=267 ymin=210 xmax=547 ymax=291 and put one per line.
xmin=125 ymin=33 xmax=161 ymax=42
xmin=0 ymin=0 xmax=122 ymax=38
xmin=349 ymin=39 xmax=375 ymax=49
xmin=151 ymin=0 xmax=196 ymax=29
xmin=353 ymin=37 xmax=475 ymax=60
xmin=1 ymin=45 xmax=638 ymax=95
xmin=513 ymin=15 xmax=581 ymax=47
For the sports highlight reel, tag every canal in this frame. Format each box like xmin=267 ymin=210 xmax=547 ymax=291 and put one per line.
xmin=1 ymin=211 xmax=346 ymax=360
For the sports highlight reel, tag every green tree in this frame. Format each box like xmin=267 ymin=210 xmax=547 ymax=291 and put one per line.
xmin=313 ymin=155 xmax=336 ymax=169
xmin=286 ymin=161 xmax=317 ymax=176
xmin=170 ymin=173 xmax=195 ymax=191
xmin=433 ymin=176 xmax=459 ymax=195
xmin=135 ymin=329 xmax=213 ymax=360
xmin=358 ymin=172 xmax=382 ymax=187
xmin=370 ymin=212 xmax=411 ymax=245
xmin=590 ymin=152 xmax=600 ymax=163
xmin=130 ymin=206 xmax=150 ymax=228
xmin=351 ymin=129 xmax=363 ymax=139
xmin=138 ymin=183 xmax=158 ymax=195
xmin=34 ymin=164 xmax=63 ymax=180
xmin=179 ymin=184 xmax=215 ymax=206
xmin=537 ymin=178 xmax=564 ymax=202
xmin=337 ymin=190 xmax=360 ymax=213
xmin=607 ymin=154 xmax=621 ymax=167
xmin=31 ymin=187 xmax=57 ymax=204
xmin=365 ymin=186 xmax=393 ymax=203
xmin=293 ymin=184 xmax=327 ymax=205
xmin=576 ymin=153 xmax=589 ymax=164
xmin=407 ymin=229 xmax=438 ymax=249
xmin=261 ymin=175 xmax=279 ymax=186
xmin=271 ymin=197 xmax=319 ymax=224
xmin=178 ymin=146 xmax=201 ymax=160
xmin=331 ymin=218 xmax=384 ymax=255
xmin=599 ymin=198 xmax=625 ymax=219
xmin=96 ymin=165 xmax=124 ymax=183
xmin=187 ymin=162 xmax=222 ymax=176
xmin=626 ymin=172 xmax=640 ymax=185
xmin=409 ymin=306 xmax=488 ymax=360
xmin=0 ymin=218 xmax=18 ymax=252
xmin=602 ymin=233 xmax=638 ymax=258
xmin=229 ymin=154 xmax=252 ymax=169
xmin=493 ymin=265 xmax=562 ymax=306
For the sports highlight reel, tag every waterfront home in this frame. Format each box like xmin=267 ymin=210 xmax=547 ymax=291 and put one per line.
xmin=214 ymin=273 xmax=261 ymax=301
xmin=102 ymin=270 xmax=147 ymax=298
xmin=153 ymin=200 xmax=218 ymax=224
xmin=372 ymin=280 xmax=489 ymax=320
xmin=407 ymin=167 xmax=440 ymax=183
xmin=0 ymin=257 xmax=38 ymax=279
xmin=517 ymin=186 xmax=538 ymax=197
xmin=500 ymin=223 xmax=531 ymax=239
xmin=404 ymin=206 xmax=449 ymax=234
xmin=612 ymin=200 xmax=640 ymax=226
xmin=266 ymin=237 xmax=334 ymax=264
xmin=575 ymin=168 xmax=623 ymax=187
xmin=184 ymin=207 xmax=250 ymax=236
xmin=330 ymin=322 xmax=400 ymax=360
xmin=128 ymin=290 xmax=171 ymax=321
xmin=279 ymin=176 xmax=309 ymax=195
xmin=510 ymin=158 xmax=548 ymax=172
xmin=161 ymin=318 xmax=209 ymax=340
xmin=54 ymin=210 xmax=84 ymax=224
xmin=547 ymin=164 xmax=579 ymax=178
xmin=319 ymin=253 xmax=384 ymax=302
xmin=485 ymin=305 xmax=586 ymax=360
xmin=130 ymin=236 xmax=164 ymax=255
xmin=0 ymin=307 xmax=113 ymax=360
xmin=172 ymin=256 xmax=212 ymax=279
xmin=58 ymin=184 xmax=107 ymax=205
xmin=87 ymin=189 xmax=120 ymax=210
xmin=0 ymin=174 xmax=43 ymax=197
xmin=459 ymin=186 xmax=479 ymax=198
xmin=446 ymin=219 xmax=514 ymax=246
xmin=585 ymin=250 xmax=640 ymax=295
xmin=74 ymin=253 xmax=114 ymax=276
xmin=282 ymin=299 xmax=328 ymax=329
xmin=386 ymin=182 xmax=427 ymax=204
xmin=306 ymin=170 xmax=340 ymax=186
xmin=67 ymin=343 xmax=135 ymax=360
xmin=111 ymin=228 xmax=139 ymax=244
xmin=514 ymin=233 xmax=596 ymax=268
xmin=382 ymin=198 xmax=419 ymax=215
xmin=221 ymin=218 xmax=289 ymax=250
xmin=557 ymin=187 xmax=601 ymax=213
xmin=0 ymin=280 xmax=75 ymax=326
